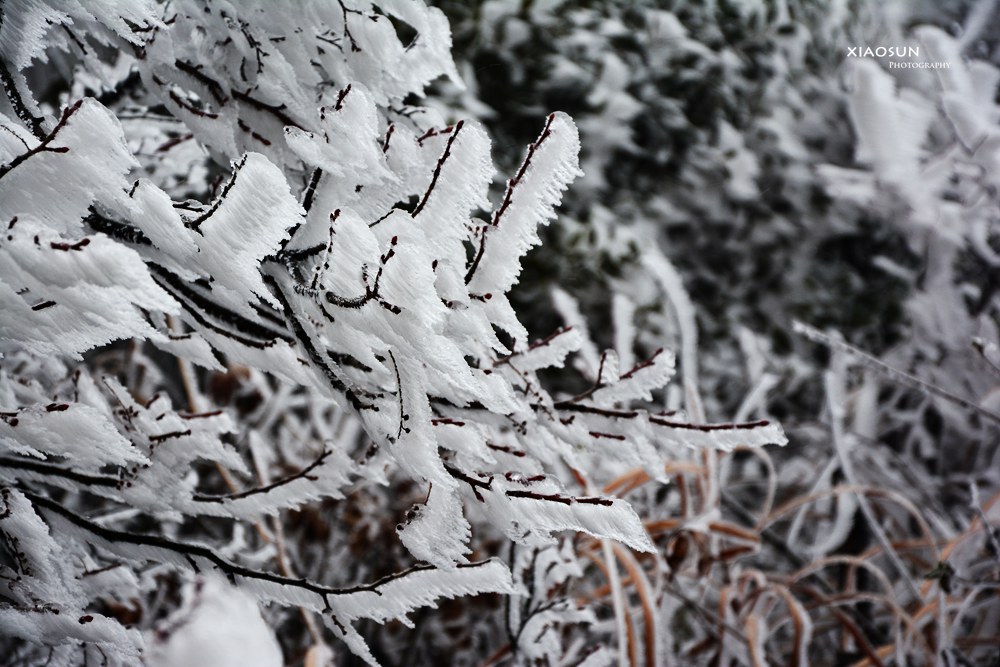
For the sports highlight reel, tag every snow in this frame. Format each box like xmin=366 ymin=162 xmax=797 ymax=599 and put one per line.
xmin=145 ymin=577 xmax=283 ymax=667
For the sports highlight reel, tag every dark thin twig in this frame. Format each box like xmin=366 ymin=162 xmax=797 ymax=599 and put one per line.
xmin=193 ymin=450 xmax=333 ymax=503
xmin=151 ymin=265 xmax=292 ymax=346
xmin=0 ymin=457 xmax=120 ymax=489
xmin=0 ymin=100 xmax=83 ymax=180
xmin=0 ymin=61 xmax=45 ymax=138
xmin=263 ymin=274 xmax=372 ymax=412
xmin=505 ymin=489 xmax=612 ymax=507
xmin=412 ymin=120 xmax=464 ymax=218
xmin=648 ymin=417 xmax=771 ymax=432
xmin=465 ymin=113 xmax=558 ymax=285
xmin=444 ymin=464 xmax=492 ymax=502
xmin=21 ymin=490 xmax=501 ymax=602
xmin=187 ymin=155 xmax=247 ymax=231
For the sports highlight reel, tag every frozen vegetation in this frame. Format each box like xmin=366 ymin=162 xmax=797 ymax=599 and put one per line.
xmin=0 ymin=0 xmax=998 ymax=665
